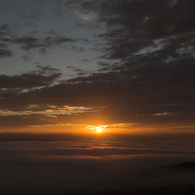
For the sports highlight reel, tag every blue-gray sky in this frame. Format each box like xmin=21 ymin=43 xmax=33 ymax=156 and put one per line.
xmin=0 ymin=0 xmax=103 ymax=77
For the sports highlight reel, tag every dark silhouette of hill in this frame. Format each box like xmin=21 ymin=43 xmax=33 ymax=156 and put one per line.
xmin=163 ymin=161 xmax=195 ymax=170
xmin=96 ymin=185 xmax=195 ymax=195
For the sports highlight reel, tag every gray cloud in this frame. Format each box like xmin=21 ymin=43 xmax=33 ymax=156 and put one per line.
xmin=0 ymin=48 xmax=12 ymax=58
xmin=67 ymin=65 xmax=88 ymax=76
xmin=0 ymin=24 xmax=13 ymax=58
xmin=0 ymin=24 xmax=11 ymax=34
xmin=12 ymin=35 xmax=77 ymax=52
xmin=96 ymin=0 xmax=195 ymax=39
xmin=21 ymin=54 xmax=32 ymax=61
xmin=0 ymin=65 xmax=61 ymax=89
xmin=0 ymin=24 xmax=83 ymax=56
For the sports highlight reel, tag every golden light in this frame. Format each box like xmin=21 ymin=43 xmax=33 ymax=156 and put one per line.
xmin=96 ymin=127 xmax=102 ymax=133
xmin=86 ymin=125 xmax=107 ymax=133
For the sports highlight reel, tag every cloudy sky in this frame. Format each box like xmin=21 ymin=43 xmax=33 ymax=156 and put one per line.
xmin=1 ymin=0 xmax=195 ymax=134
xmin=1 ymin=0 xmax=195 ymax=194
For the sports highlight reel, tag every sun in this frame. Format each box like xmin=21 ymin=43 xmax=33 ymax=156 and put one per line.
xmin=96 ymin=127 xmax=102 ymax=133
xmin=87 ymin=125 xmax=107 ymax=133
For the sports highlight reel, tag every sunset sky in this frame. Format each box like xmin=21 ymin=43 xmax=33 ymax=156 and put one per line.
xmin=1 ymin=0 xmax=195 ymax=134
xmin=1 ymin=0 xmax=195 ymax=194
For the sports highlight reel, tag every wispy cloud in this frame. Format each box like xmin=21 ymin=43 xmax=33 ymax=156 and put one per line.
xmin=73 ymin=10 xmax=96 ymax=20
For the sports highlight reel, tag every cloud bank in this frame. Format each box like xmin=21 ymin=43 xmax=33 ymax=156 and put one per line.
xmin=0 ymin=133 xmax=195 ymax=194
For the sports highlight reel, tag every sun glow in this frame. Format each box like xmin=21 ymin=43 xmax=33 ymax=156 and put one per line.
xmin=96 ymin=127 xmax=102 ymax=133
xmin=86 ymin=125 xmax=107 ymax=133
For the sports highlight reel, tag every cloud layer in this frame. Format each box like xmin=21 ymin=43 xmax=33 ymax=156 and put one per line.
xmin=0 ymin=133 xmax=195 ymax=194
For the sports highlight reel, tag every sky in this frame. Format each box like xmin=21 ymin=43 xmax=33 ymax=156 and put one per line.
xmin=0 ymin=0 xmax=195 ymax=134
xmin=1 ymin=0 xmax=195 ymax=194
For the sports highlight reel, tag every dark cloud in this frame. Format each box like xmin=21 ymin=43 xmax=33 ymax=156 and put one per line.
xmin=0 ymin=23 xmax=83 ymax=57
xmin=47 ymin=30 xmax=58 ymax=35
xmin=71 ymin=45 xmax=84 ymax=52
xmin=66 ymin=0 xmax=195 ymax=62
xmin=67 ymin=65 xmax=88 ymax=75
xmin=95 ymin=0 xmax=195 ymax=39
xmin=0 ymin=65 xmax=61 ymax=89
xmin=0 ymin=24 xmax=11 ymax=34
xmin=0 ymin=25 xmax=13 ymax=58
xmin=0 ymin=24 xmax=81 ymax=55
xmin=0 ymin=114 xmax=55 ymax=128
xmin=12 ymin=35 xmax=77 ymax=52
xmin=0 ymin=48 xmax=12 ymax=58
xmin=0 ymin=78 xmax=194 ymax=129
xmin=21 ymin=54 xmax=32 ymax=61
xmin=0 ymin=33 xmax=89 ymax=58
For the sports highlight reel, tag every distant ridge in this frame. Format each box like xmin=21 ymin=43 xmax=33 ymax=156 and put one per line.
xmin=163 ymin=161 xmax=195 ymax=169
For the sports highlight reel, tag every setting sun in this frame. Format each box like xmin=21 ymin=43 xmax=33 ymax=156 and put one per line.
xmin=86 ymin=125 xmax=107 ymax=133
xmin=96 ymin=127 xmax=102 ymax=133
